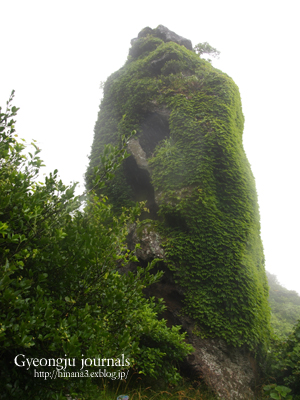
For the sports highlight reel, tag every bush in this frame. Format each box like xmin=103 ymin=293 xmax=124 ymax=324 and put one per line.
xmin=0 ymin=92 xmax=192 ymax=399
xmin=264 ymin=319 xmax=300 ymax=399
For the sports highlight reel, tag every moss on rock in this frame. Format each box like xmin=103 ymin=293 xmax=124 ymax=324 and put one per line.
xmin=86 ymin=26 xmax=271 ymax=351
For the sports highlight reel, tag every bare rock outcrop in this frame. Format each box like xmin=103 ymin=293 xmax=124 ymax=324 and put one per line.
xmin=131 ymin=24 xmax=193 ymax=51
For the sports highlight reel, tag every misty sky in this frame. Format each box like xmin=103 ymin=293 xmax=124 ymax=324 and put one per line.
xmin=1 ymin=0 xmax=299 ymax=294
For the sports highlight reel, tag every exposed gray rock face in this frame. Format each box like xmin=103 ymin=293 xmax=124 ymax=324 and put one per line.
xmin=130 ymin=24 xmax=193 ymax=51
xmin=127 ymin=224 xmax=259 ymax=400
xmin=128 ymin=223 xmax=165 ymax=261
xmin=154 ymin=25 xmax=194 ymax=51
xmin=127 ymin=138 xmax=149 ymax=170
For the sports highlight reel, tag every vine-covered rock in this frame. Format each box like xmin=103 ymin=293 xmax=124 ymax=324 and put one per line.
xmin=86 ymin=25 xmax=271 ymax=398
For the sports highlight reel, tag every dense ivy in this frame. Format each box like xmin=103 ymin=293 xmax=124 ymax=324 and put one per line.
xmin=86 ymin=29 xmax=271 ymax=351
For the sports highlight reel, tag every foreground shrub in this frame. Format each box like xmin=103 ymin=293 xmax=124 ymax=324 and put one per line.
xmin=0 ymin=92 xmax=192 ymax=399
xmin=264 ymin=319 xmax=300 ymax=399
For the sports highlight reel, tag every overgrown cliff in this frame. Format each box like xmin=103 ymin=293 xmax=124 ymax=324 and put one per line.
xmin=86 ymin=26 xmax=271 ymax=396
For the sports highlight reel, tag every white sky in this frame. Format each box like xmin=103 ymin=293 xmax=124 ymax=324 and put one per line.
xmin=1 ymin=0 xmax=299 ymax=295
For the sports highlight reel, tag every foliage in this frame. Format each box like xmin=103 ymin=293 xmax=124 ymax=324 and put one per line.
xmin=86 ymin=28 xmax=271 ymax=351
xmin=263 ymin=384 xmax=292 ymax=400
xmin=94 ymin=376 xmax=218 ymax=400
xmin=264 ymin=319 xmax=300 ymax=399
xmin=194 ymin=42 xmax=220 ymax=62
xmin=282 ymin=320 xmax=300 ymax=397
xmin=267 ymin=272 xmax=300 ymax=338
xmin=74 ymin=375 xmax=217 ymax=400
xmin=262 ymin=274 xmax=300 ymax=399
xmin=0 ymin=92 xmax=192 ymax=399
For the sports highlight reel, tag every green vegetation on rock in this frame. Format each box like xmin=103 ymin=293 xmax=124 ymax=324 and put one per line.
xmin=86 ymin=27 xmax=271 ymax=352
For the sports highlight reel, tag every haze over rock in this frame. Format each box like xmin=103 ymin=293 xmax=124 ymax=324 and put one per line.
xmin=86 ymin=26 xmax=271 ymax=399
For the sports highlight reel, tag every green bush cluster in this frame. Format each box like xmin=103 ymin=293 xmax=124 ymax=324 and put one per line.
xmin=86 ymin=29 xmax=271 ymax=351
xmin=264 ymin=319 xmax=300 ymax=399
xmin=0 ymin=92 xmax=192 ymax=399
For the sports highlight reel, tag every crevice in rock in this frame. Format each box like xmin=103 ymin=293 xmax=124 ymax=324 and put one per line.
xmin=123 ymin=155 xmax=158 ymax=219
xmin=139 ymin=111 xmax=171 ymax=157
xmin=124 ymin=110 xmax=171 ymax=219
